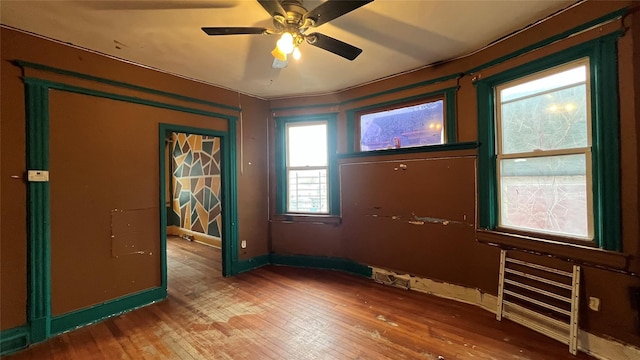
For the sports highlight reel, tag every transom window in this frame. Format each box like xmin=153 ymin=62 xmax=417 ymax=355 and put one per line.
xmin=495 ymin=59 xmax=593 ymax=239
xmin=358 ymin=98 xmax=445 ymax=151
xmin=285 ymin=122 xmax=328 ymax=213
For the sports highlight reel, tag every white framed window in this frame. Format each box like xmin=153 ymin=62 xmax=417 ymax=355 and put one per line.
xmin=495 ymin=58 xmax=593 ymax=240
xmin=285 ymin=121 xmax=329 ymax=213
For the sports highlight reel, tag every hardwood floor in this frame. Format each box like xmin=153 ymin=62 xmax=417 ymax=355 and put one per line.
xmin=6 ymin=236 xmax=595 ymax=359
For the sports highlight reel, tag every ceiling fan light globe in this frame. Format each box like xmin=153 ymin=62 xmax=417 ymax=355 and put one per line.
xmin=271 ymin=47 xmax=288 ymax=62
xmin=292 ymin=47 xmax=301 ymax=60
xmin=277 ymin=32 xmax=295 ymax=54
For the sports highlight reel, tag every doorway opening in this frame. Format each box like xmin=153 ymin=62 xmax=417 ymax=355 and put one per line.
xmin=160 ymin=124 xmax=236 ymax=296
xmin=166 ymin=131 xmax=224 ymax=248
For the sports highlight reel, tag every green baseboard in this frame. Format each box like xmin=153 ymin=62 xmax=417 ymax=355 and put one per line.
xmin=50 ymin=287 xmax=166 ymax=335
xmin=232 ymin=252 xmax=373 ymax=278
xmin=232 ymin=254 xmax=270 ymax=275
xmin=269 ymin=253 xmax=372 ymax=278
xmin=0 ymin=325 xmax=29 ymax=356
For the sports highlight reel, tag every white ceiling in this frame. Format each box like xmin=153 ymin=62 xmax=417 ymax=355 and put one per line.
xmin=1 ymin=0 xmax=577 ymax=99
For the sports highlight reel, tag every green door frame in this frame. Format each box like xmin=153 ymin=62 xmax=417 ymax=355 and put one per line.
xmin=159 ymin=124 xmax=239 ymax=282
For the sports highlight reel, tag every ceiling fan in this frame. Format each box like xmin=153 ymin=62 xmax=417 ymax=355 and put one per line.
xmin=201 ymin=0 xmax=373 ymax=64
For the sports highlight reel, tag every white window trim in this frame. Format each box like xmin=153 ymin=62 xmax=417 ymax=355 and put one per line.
xmin=285 ymin=121 xmax=330 ymax=214
xmin=494 ymin=58 xmax=594 ymax=240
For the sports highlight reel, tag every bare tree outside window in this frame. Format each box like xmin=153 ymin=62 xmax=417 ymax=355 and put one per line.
xmin=496 ymin=59 xmax=593 ymax=239
xmin=360 ymin=100 xmax=444 ymax=151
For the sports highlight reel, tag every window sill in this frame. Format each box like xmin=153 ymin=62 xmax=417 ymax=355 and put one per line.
xmin=272 ymin=214 xmax=342 ymax=225
xmin=337 ymin=141 xmax=479 ymax=159
xmin=476 ymin=229 xmax=629 ymax=271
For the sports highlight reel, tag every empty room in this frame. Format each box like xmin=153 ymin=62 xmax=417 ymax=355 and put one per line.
xmin=1 ymin=1 xmax=639 ymax=359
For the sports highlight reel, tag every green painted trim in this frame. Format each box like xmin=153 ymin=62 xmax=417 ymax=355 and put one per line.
xmin=475 ymin=34 xmax=622 ymax=250
xmin=271 ymin=102 xmax=341 ymax=112
xmin=25 ymin=82 xmax=51 ymax=343
xmin=337 ymin=141 xmax=479 ymax=159
xmin=271 ymin=74 xmax=462 ymax=113
xmin=274 ymin=119 xmax=287 ymax=214
xmin=476 ymin=81 xmax=498 ymax=229
xmin=233 ymin=255 xmax=271 ymax=275
xmin=24 ymin=78 xmax=236 ymax=122
xmin=0 ymin=326 xmax=29 ymax=356
xmin=14 ymin=60 xmax=241 ymax=112
xmin=591 ymin=36 xmax=621 ymax=251
xmin=50 ymin=287 xmax=166 ymax=335
xmin=346 ymin=110 xmax=356 ymax=153
xmin=224 ymin=119 xmax=240 ymax=276
xmin=159 ymin=129 xmax=169 ymax=290
xmin=160 ymin=124 xmax=231 ymax=137
xmin=466 ymin=8 xmax=628 ymax=74
xmin=269 ymin=254 xmax=372 ymax=278
xmin=343 ymin=73 xmax=463 ymax=107
xmin=274 ymin=113 xmax=339 ymax=215
xmin=444 ymin=88 xmax=457 ymax=143
xmin=345 ymin=86 xmax=458 ymax=152
xmin=273 ymin=113 xmax=339 ymax=124
xmin=327 ymin=117 xmax=340 ymax=215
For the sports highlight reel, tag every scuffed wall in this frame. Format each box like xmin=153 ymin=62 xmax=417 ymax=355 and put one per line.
xmin=268 ymin=0 xmax=640 ymax=348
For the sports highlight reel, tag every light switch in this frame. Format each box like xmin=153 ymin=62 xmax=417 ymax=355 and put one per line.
xmin=27 ymin=170 xmax=49 ymax=182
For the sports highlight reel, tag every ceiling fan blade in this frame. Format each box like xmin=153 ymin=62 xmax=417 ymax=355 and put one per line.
xmin=306 ymin=33 xmax=362 ymax=61
xmin=257 ymin=0 xmax=287 ymax=17
xmin=304 ymin=0 xmax=373 ymax=27
xmin=202 ymin=27 xmax=268 ymax=35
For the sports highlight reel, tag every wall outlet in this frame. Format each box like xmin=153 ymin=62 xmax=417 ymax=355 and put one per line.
xmin=589 ymin=296 xmax=601 ymax=311
xmin=241 ymin=240 xmax=247 ymax=249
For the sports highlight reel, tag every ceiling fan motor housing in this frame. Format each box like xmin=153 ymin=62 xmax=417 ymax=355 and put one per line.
xmin=203 ymin=0 xmax=372 ymax=61
xmin=273 ymin=0 xmax=314 ymax=33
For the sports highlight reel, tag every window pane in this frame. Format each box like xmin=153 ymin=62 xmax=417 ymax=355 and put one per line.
xmin=499 ymin=154 xmax=589 ymax=239
xmin=288 ymin=124 xmax=327 ymax=167
xmin=360 ymin=100 xmax=443 ymax=151
xmin=500 ymin=66 xmax=586 ymax=102
xmin=288 ymin=169 xmax=328 ymax=213
xmin=500 ymin=83 xmax=588 ymax=154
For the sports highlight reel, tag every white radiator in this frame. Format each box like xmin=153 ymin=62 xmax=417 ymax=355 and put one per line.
xmin=497 ymin=250 xmax=580 ymax=355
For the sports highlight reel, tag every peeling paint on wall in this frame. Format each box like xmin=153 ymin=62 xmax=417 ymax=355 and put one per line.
xmin=365 ymin=212 xmax=472 ymax=227
xmin=111 ymin=208 xmax=156 ymax=257
xmin=371 ymin=267 xmax=497 ymax=313
xmin=370 ymin=266 xmax=640 ymax=360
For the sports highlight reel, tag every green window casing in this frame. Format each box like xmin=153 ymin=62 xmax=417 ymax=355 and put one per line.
xmin=477 ymin=34 xmax=621 ymax=251
xmin=275 ymin=113 xmax=339 ymax=215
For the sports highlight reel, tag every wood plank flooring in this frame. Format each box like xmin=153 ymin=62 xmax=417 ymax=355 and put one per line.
xmin=6 ymin=236 xmax=595 ymax=359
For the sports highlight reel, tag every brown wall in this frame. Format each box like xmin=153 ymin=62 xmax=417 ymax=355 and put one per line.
xmin=1 ymin=0 xmax=639 ymax=352
xmin=0 ymin=27 xmax=270 ymax=329
xmin=0 ymin=30 xmax=29 ymax=330
xmin=237 ymin=94 xmax=270 ymax=259
xmin=48 ymin=92 xmax=229 ymax=315
xmin=269 ymin=0 xmax=640 ymax=347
